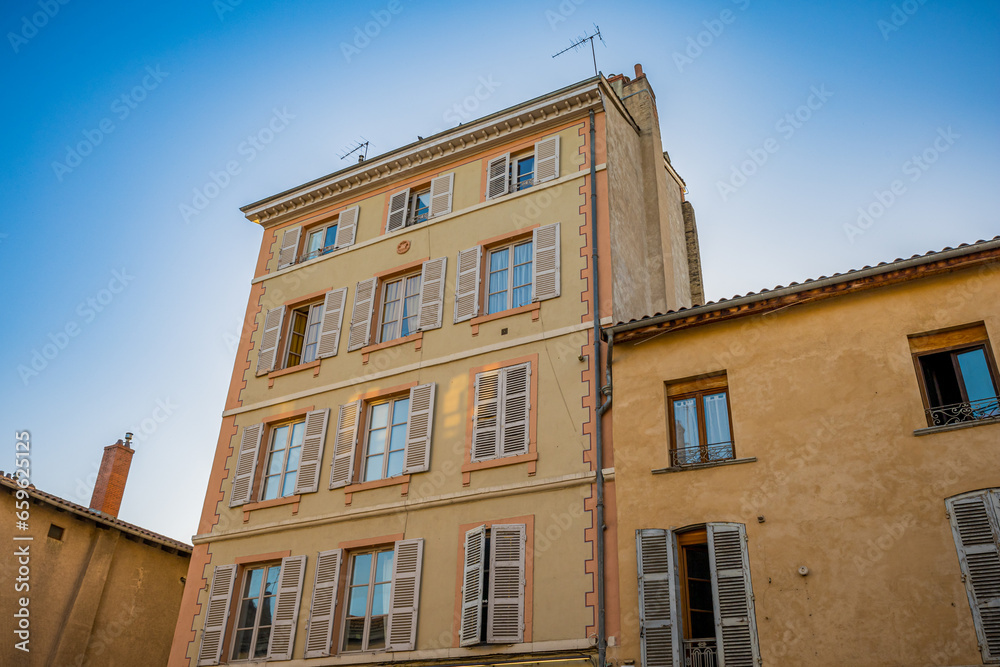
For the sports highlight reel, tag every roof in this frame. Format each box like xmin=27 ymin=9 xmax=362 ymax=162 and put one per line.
xmin=0 ymin=473 xmax=192 ymax=554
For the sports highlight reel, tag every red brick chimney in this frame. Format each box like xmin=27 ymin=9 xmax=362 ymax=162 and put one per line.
xmin=89 ymin=433 xmax=135 ymax=518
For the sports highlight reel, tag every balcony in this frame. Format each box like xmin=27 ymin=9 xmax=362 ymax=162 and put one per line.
xmin=683 ymin=638 xmax=717 ymax=667
xmin=926 ymin=396 xmax=1000 ymax=427
xmin=670 ymin=442 xmax=735 ymax=468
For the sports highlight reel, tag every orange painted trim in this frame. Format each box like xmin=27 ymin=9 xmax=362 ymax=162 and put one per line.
xmin=267 ymin=359 xmax=321 ymax=382
xmin=343 ymin=475 xmax=410 ymax=505
xmin=351 ymin=380 xmax=418 ymax=403
xmin=338 ymin=533 xmax=405 ymax=550
xmin=261 ymin=406 xmax=316 ymax=424
xmin=375 ymin=256 xmax=430 ymax=279
xmin=283 ymin=287 xmax=336 ymax=307
xmin=479 ymin=224 xmax=538 ymax=249
xmin=235 ymin=550 xmax=291 ymax=565
xmin=469 ymin=303 xmax=540 ymax=327
xmin=360 ymin=332 xmax=422 ymax=362
xmin=241 ymin=495 xmax=301 ymax=522
xmin=461 ymin=452 xmax=538 ymax=486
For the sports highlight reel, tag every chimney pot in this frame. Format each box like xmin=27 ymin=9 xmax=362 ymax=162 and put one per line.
xmin=89 ymin=437 xmax=136 ymax=518
xmin=634 ymin=63 xmax=644 ymax=79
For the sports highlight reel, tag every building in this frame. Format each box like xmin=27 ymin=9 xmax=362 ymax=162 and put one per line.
xmin=1 ymin=434 xmax=192 ymax=666
xmin=606 ymin=238 xmax=1000 ymax=666
xmin=169 ymin=66 xmax=702 ymax=666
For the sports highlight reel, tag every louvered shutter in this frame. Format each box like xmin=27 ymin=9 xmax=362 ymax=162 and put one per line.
xmin=460 ymin=525 xmax=487 ymax=646
xmin=534 ymin=135 xmax=560 ymax=183
xmin=268 ymin=554 xmax=307 ymax=660
xmin=707 ymin=523 xmax=761 ymax=667
xmin=403 ymin=383 xmax=435 ymax=474
xmin=230 ymin=423 xmax=263 ymax=507
xmin=487 ymin=154 xmax=510 ymax=199
xmin=294 ymin=409 xmax=329 ymax=495
xmin=334 ymin=205 xmax=359 ymax=248
xmin=429 ymin=173 xmax=454 ymax=218
xmin=347 ymin=278 xmax=377 ymax=351
xmin=500 ymin=363 xmax=530 ymax=457
xmin=532 ymin=223 xmax=560 ymax=302
xmin=256 ymin=307 xmax=285 ymax=375
xmin=386 ymin=188 xmax=410 ymax=232
xmin=946 ymin=490 xmax=1000 ymax=662
xmin=471 ymin=369 xmax=501 ymax=462
xmin=277 ymin=227 xmax=300 ymax=269
xmin=636 ymin=529 xmax=681 ymax=667
xmin=197 ymin=564 xmax=237 ymax=666
xmin=454 ymin=246 xmax=482 ymax=323
xmin=487 ymin=524 xmax=526 ymax=644
xmin=317 ymin=287 xmax=348 ymax=359
xmin=417 ymin=257 xmax=447 ymax=331
xmin=304 ymin=549 xmax=342 ymax=658
xmin=329 ymin=400 xmax=361 ymax=489
xmin=386 ymin=538 xmax=424 ymax=651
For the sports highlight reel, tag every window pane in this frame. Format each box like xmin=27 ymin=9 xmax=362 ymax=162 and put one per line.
xmin=253 ymin=627 xmax=271 ymax=658
xmin=244 ymin=568 xmax=263 ymax=597
xmin=265 ymin=565 xmax=280 ymax=592
xmin=343 ymin=617 xmax=365 ymax=652
xmin=367 ymin=428 xmax=387 ymax=455
xmin=689 ymin=610 xmax=716 ymax=640
xmin=233 ymin=628 xmax=253 ymax=660
xmin=488 ymin=291 xmax=507 ymax=314
xmin=514 ymin=242 xmax=532 ymax=266
xmin=266 ymin=449 xmax=284 ymax=475
xmin=673 ymin=398 xmax=700 ymax=453
xmin=389 ymin=423 xmax=407 ymax=452
xmin=271 ymin=425 xmax=288 ymax=451
xmin=490 ymin=248 xmax=509 ymax=272
xmin=289 ymin=422 xmax=305 ymax=448
xmin=237 ymin=598 xmax=258 ymax=629
xmin=285 ymin=445 xmax=301 ymax=472
xmin=405 ymin=275 xmax=422 ymax=297
xmin=365 ymin=454 xmax=384 ymax=481
xmin=386 ymin=450 xmax=404 ymax=478
xmin=371 ymin=582 xmax=391 ymax=616
xmin=516 ymin=156 xmax=535 ymax=188
xmin=370 ymin=404 xmax=389 ymax=429
xmin=512 ymin=285 xmax=532 ymax=309
xmin=375 ymin=550 xmax=394 ymax=582
xmin=921 ymin=351 xmax=964 ymax=407
xmin=957 ymin=349 xmax=997 ymax=403
xmin=351 ymin=554 xmax=372 ymax=585
xmin=703 ymin=392 xmax=731 ymax=446
xmin=259 ymin=595 xmax=275 ymax=627
xmin=348 ymin=585 xmax=369 ymax=617
xmin=282 ymin=471 xmax=296 ymax=495
xmin=367 ymin=615 xmax=386 ymax=650
xmin=324 ymin=224 xmax=338 ymax=249
xmin=261 ymin=475 xmax=280 ymax=501
xmin=307 ymin=230 xmax=323 ymax=254
xmin=392 ymin=398 xmax=410 ymax=424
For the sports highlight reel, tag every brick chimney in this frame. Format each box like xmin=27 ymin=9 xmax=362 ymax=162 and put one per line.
xmin=89 ymin=433 xmax=135 ymax=518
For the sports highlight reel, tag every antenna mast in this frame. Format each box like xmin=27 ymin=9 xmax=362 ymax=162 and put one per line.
xmin=552 ymin=24 xmax=606 ymax=76
xmin=338 ymin=138 xmax=371 ymax=162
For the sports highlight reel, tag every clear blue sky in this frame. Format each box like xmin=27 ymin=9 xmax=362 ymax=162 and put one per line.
xmin=2 ymin=0 xmax=997 ymax=542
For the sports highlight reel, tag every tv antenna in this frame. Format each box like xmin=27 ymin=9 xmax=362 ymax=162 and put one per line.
xmin=338 ymin=138 xmax=371 ymax=162
xmin=552 ymin=24 xmax=606 ymax=77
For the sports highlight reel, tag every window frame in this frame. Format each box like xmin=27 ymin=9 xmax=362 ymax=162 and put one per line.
xmin=376 ymin=272 xmax=422 ymax=344
xmin=913 ymin=341 xmax=1000 ymax=426
xmin=228 ymin=562 xmax=282 ymax=662
xmin=485 ymin=239 xmax=534 ymax=316
xmin=676 ymin=529 xmax=715 ymax=642
xmin=302 ymin=220 xmax=340 ymax=262
xmin=283 ymin=301 xmax=325 ymax=369
xmin=339 ymin=547 xmax=395 ymax=654
xmin=360 ymin=395 xmax=410 ymax=483
xmin=258 ymin=419 xmax=306 ymax=502
xmin=510 ymin=151 xmax=535 ymax=192
xmin=407 ymin=188 xmax=431 ymax=227
xmin=667 ymin=385 xmax=735 ymax=467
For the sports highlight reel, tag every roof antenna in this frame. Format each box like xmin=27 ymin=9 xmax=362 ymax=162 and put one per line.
xmin=338 ymin=138 xmax=371 ymax=163
xmin=552 ymin=24 xmax=606 ymax=77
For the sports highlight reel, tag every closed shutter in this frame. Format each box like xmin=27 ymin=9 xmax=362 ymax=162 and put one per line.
xmin=230 ymin=423 xmax=263 ymax=507
xmin=197 ymin=563 xmax=238 ymax=666
xmin=500 ymin=363 xmax=530 ymax=457
xmin=471 ymin=369 xmax=501 ymax=462
xmin=317 ymin=287 xmax=348 ymax=359
xmin=268 ymin=554 xmax=307 ymax=660
xmin=304 ymin=549 xmax=342 ymax=658
xmin=460 ymin=525 xmax=487 ymax=646
xmin=636 ymin=529 xmax=680 ymax=667
xmin=707 ymin=523 xmax=761 ymax=667
xmin=403 ymin=383 xmax=435 ymax=474
xmin=417 ymin=257 xmax=447 ymax=332
xmin=454 ymin=246 xmax=482 ymax=323
xmin=386 ymin=538 xmax=424 ymax=651
xmin=334 ymin=205 xmax=360 ymax=248
xmin=294 ymin=409 xmax=329 ymax=495
xmin=347 ymin=278 xmax=377 ymax=352
xmin=487 ymin=524 xmax=526 ymax=644
xmin=429 ymin=173 xmax=454 ymax=218
xmin=532 ymin=223 xmax=561 ymax=302
xmin=487 ymin=154 xmax=510 ymax=199
xmin=256 ymin=307 xmax=285 ymax=375
xmin=329 ymin=400 xmax=361 ymax=489
xmin=946 ymin=490 xmax=1000 ymax=662
xmin=534 ymin=135 xmax=560 ymax=183
xmin=277 ymin=227 xmax=300 ymax=269
xmin=386 ymin=188 xmax=410 ymax=232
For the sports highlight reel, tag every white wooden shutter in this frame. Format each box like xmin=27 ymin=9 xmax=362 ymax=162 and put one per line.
xmin=256 ymin=307 xmax=285 ymax=375
xmin=487 ymin=524 xmax=526 ymax=644
xmin=329 ymin=400 xmax=361 ymax=489
xmin=471 ymin=369 xmax=501 ymax=462
xmin=347 ymin=278 xmax=377 ymax=351
xmin=532 ymin=223 xmax=560 ymax=302
xmin=268 ymin=554 xmax=307 ymax=660
xmin=294 ymin=409 xmax=329 ymax=495
xmin=304 ymin=549 xmax=342 ymax=658
xmin=317 ymin=287 xmax=348 ymax=359
xmin=386 ymin=188 xmax=410 ymax=232
xmin=429 ymin=173 xmax=454 ymax=218
xmin=386 ymin=538 xmax=424 ymax=651
xmin=636 ymin=529 xmax=681 ymax=667
xmin=197 ymin=563 xmax=237 ymax=666
xmin=500 ymin=363 xmax=530 ymax=457
xmin=534 ymin=135 xmax=560 ymax=183
xmin=454 ymin=246 xmax=482 ymax=323
xmin=403 ymin=383 xmax=435 ymax=474
xmin=946 ymin=490 xmax=1000 ymax=662
xmin=277 ymin=227 xmax=300 ymax=269
xmin=707 ymin=523 xmax=761 ymax=667
xmin=417 ymin=257 xmax=447 ymax=332
xmin=334 ymin=205 xmax=359 ymax=248
xmin=229 ymin=423 xmax=263 ymax=507
xmin=460 ymin=525 xmax=487 ymax=646
xmin=487 ymin=154 xmax=510 ymax=199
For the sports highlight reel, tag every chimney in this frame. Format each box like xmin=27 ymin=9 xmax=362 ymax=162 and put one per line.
xmin=89 ymin=433 xmax=135 ymax=518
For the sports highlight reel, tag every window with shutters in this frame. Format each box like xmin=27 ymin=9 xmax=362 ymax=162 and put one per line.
xmin=260 ymin=420 xmax=304 ymax=501
xmin=486 ymin=240 xmax=533 ymax=315
xmin=458 ymin=523 xmax=527 ymax=646
xmin=362 ymin=396 xmax=409 ymax=482
xmin=914 ymin=343 xmax=1000 ymax=428
xmin=385 ymin=173 xmax=454 ymax=233
xmin=667 ymin=373 xmax=735 ymax=468
xmin=470 ymin=361 xmax=532 ymax=464
xmin=275 ymin=205 xmax=360 ymax=271
xmin=485 ymin=135 xmax=560 ymax=200
xmin=302 ymin=220 xmax=339 ymax=262
xmin=230 ymin=563 xmax=281 ymax=661
xmin=378 ymin=273 xmax=421 ymax=343
xmin=284 ymin=302 xmax=324 ymax=368
xmin=256 ymin=288 xmax=348 ymax=376
xmin=342 ymin=547 xmax=394 ymax=652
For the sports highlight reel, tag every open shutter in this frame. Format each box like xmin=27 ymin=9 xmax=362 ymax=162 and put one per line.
xmin=268 ymin=554 xmax=307 ymax=660
xmin=386 ymin=188 xmax=410 ymax=232
xmin=329 ymin=400 xmax=361 ymax=489
xmin=294 ymin=409 xmax=329 ymax=495
xmin=946 ymin=490 xmax=1000 ymax=662
xmin=499 ymin=363 xmax=530 ymax=457
xmin=403 ymin=383 xmax=435 ymax=474
xmin=472 ymin=369 xmax=501 ymax=462
xmin=277 ymin=227 xmax=300 ymax=269
xmin=429 ymin=173 xmax=454 ymax=218
xmin=347 ymin=278 xmax=377 ymax=352
xmin=454 ymin=246 xmax=482 ymax=323
xmin=256 ymin=307 xmax=285 ymax=375
xmin=708 ymin=523 xmax=761 ymax=667
xmin=534 ymin=135 xmax=560 ymax=183
xmin=532 ymin=223 xmax=560 ymax=302
xmin=386 ymin=538 xmax=424 ymax=651
xmin=304 ymin=549 xmax=342 ymax=658
xmin=460 ymin=525 xmax=487 ymax=646
xmin=636 ymin=529 xmax=681 ymax=667
xmin=197 ymin=563 xmax=237 ymax=666
xmin=417 ymin=257 xmax=447 ymax=332
xmin=334 ymin=205 xmax=359 ymax=248
xmin=487 ymin=524 xmax=526 ymax=644
xmin=487 ymin=154 xmax=510 ymax=199
xmin=230 ymin=423 xmax=263 ymax=507
xmin=317 ymin=287 xmax=348 ymax=359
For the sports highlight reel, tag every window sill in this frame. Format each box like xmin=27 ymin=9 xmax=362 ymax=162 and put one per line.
xmin=360 ymin=332 xmax=423 ymax=364
xmin=343 ymin=474 xmax=411 ymax=505
xmin=462 ymin=452 xmax=538 ymax=485
xmin=267 ymin=359 xmax=321 ymax=387
xmin=913 ymin=416 xmax=1000 ymax=436
xmin=470 ymin=303 xmax=541 ymax=335
xmin=241 ymin=494 xmax=301 ymax=522
xmin=652 ymin=457 xmax=757 ymax=474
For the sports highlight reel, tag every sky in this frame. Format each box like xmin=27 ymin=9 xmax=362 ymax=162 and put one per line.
xmin=1 ymin=0 xmax=997 ymax=543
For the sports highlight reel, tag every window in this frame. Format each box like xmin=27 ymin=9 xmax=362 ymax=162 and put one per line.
xmin=385 ymin=174 xmax=453 ymax=233
xmin=302 ymin=222 xmax=339 ymax=262
xmin=255 ymin=287 xmax=349 ymax=376
xmin=917 ymin=345 xmax=999 ymax=426
xmin=275 ymin=206 xmax=359 ymax=270
xmin=409 ymin=189 xmax=431 ymax=226
xmin=511 ymin=153 xmax=535 ymax=192
xmin=260 ymin=421 xmax=304 ymax=501
xmin=471 ymin=362 xmax=531 ymax=462
xmin=459 ymin=524 xmax=526 ymax=645
xmin=677 ymin=531 xmax=716 ymax=652
xmin=485 ymin=135 xmax=560 ymax=200
xmin=486 ymin=240 xmax=533 ymax=315
xmin=284 ymin=302 xmax=324 ymax=367
xmin=47 ymin=524 xmax=64 ymax=540
xmin=362 ymin=396 xmax=409 ymax=482
xmin=231 ymin=564 xmax=281 ymax=661
xmin=342 ymin=548 xmax=393 ymax=652
xmin=378 ymin=273 xmax=421 ymax=343
xmin=668 ymin=385 xmax=734 ymax=467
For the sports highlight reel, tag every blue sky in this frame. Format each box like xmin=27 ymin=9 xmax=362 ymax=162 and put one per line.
xmin=2 ymin=0 xmax=997 ymax=542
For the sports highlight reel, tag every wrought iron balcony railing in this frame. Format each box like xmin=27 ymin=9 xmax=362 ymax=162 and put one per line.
xmin=927 ymin=396 xmax=1000 ymax=427
xmin=683 ymin=638 xmax=718 ymax=667
xmin=514 ymin=177 xmax=536 ymax=191
xmin=671 ymin=442 xmax=735 ymax=467
xmin=297 ymin=245 xmax=336 ymax=264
